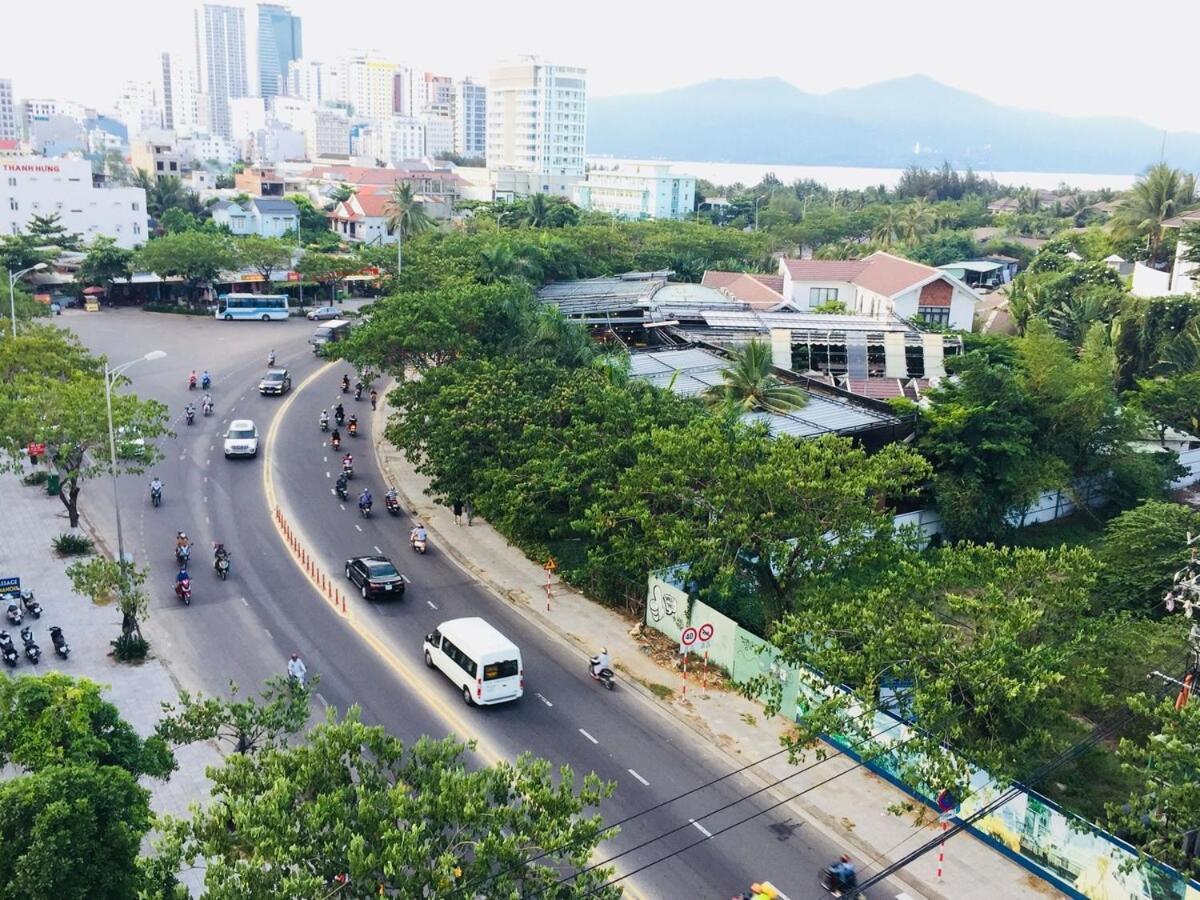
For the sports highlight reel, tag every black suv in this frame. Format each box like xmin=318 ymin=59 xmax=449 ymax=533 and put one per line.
xmin=258 ymin=368 xmax=292 ymax=395
xmin=345 ymin=556 xmax=406 ymax=599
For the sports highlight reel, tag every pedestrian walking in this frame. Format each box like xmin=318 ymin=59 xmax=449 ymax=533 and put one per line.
xmin=452 ymin=498 xmax=464 ymax=526
xmin=465 ymin=497 xmax=474 ymax=526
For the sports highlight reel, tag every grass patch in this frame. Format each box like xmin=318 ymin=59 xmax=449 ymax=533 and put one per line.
xmin=52 ymin=533 xmax=94 ymax=556
xmin=642 ymin=680 xmax=674 ymax=700
xmin=22 ymin=471 xmax=49 ymax=486
xmin=1005 ymin=512 xmax=1107 ymax=551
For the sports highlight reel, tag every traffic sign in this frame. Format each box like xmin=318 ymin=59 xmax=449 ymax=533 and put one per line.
xmin=696 ymin=622 xmax=715 ymax=648
xmin=936 ymin=789 xmax=958 ymax=812
xmin=680 ymin=626 xmax=698 ymax=647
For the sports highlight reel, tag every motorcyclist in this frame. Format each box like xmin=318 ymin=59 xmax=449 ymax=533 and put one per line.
xmin=348 ymin=414 xmax=358 ymax=435
xmin=213 ymin=542 xmax=229 ymax=562
xmin=341 ymin=374 xmax=350 ymax=392
xmin=829 ymin=855 xmax=856 ymax=891
xmin=175 ymin=565 xmax=191 ymax=588
xmin=185 ymin=402 xmax=196 ymax=423
xmin=202 ymin=392 xmax=214 ymax=415
xmin=188 ymin=369 xmax=197 ymax=389
xmin=334 ymin=402 xmax=345 ymax=424
xmin=410 ymin=522 xmax=428 ymax=546
xmin=268 ymin=349 xmax=276 ymax=367
xmin=319 ymin=409 xmax=330 ymax=430
xmin=201 ymin=369 xmax=211 ymax=390
xmin=386 ymin=486 xmax=399 ymax=507
xmin=287 ymin=653 xmax=307 ymax=686
xmin=354 ymin=380 xmax=364 ymax=400
xmin=358 ymin=487 xmax=373 ymax=511
xmin=590 ymin=646 xmax=612 ymax=678
xmin=149 ymin=476 xmax=163 ymax=497
xmin=342 ymin=452 xmax=354 ymax=471
xmin=335 ymin=471 xmax=349 ymax=497
xmin=331 ymin=429 xmax=342 ymax=451
xmin=370 ymin=388 xmax=378 ymax=410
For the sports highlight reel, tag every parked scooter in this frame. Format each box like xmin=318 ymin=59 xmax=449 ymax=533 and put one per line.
xmin=48 ymin=625 xmax=70 ymax=659
xmin=20 ymin=627 xmax=39 ymax=664
xmin=5 ymin=601 xmax=22 ymax=626
xmin=0 ymin=631 xmax=18 ymax=667
xmin=19 ymin=590 xmax=41 ymax=619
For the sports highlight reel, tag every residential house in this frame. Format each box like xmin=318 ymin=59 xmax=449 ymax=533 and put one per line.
xmin=700 ymin=271 xmax=787 ymax=309
xmin=327 ymin=188 xmax=393 ymax=245
xmin=1131 ymin=209 xmax=1200 ymax=297
xmin=776 ymin=251 xmax=981 ymax=331
xmin=303 ymin=163 xmax=462 ymax=219
xmin=211 ymin=197 xmax=299 ymax=237
xmin=937 ymin=256 xmax=1019 ymax=290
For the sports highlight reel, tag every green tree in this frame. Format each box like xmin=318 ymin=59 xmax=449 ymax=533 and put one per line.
xmin=25 ymin=212 xmax=82 ymax=251
xmin=1095 ymin=500 xmax=1200 ymax=615
xmin=148 ymin=710 xmax=618 ymax=899
xmin=233 ymin=235 xmax=294 ymax=280
xmin=1114 ymin=163 xmax=1197 ymax=266
xmin=295 ymin=251 xmax=351 ymax=301
xmin=899 ymin=199 xmax=933 ymax=244
xmin=156 ymin=676 xmax=315 ymax=755
xmin=77 ymin=236 xmax=133 ymax=290
xmin=385 ymin=182 xmax=432 ymax=242
xmin=134 ymin=231 xmax=235 ymax=301
xmin=1129 ymin=372 xmax=1200 ymax=438
xmin=702 ymin=339 xmax=808 ymax=414
xmin=65 ymin=555 xmax=152 ymax=646
xmin=0 ymin=233 xmax=56 ymax=274
xmin=156 ymin=206 xmax=201 ymax=234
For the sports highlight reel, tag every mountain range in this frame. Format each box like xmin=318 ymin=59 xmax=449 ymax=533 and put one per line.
xmin=586 ymin=76 xmax=1200 ymax=175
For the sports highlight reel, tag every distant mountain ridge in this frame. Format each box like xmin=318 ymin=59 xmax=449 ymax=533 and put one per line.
xmin=586 ymin=76 xmax=1200 ymax=175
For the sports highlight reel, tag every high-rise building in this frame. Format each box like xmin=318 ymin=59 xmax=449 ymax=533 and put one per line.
xmin=115 ymin=80 xmax=162 ymax=139
xmin=194 ymin=3 xmax=249 ymax=140
xmin=257 ymin=3 xmax=302 ymax=100
xmin=416 ymin=73 xmax=454 ymax=116
xmin=454 ymin=78 xmax=486 ymax=158
xmin=341 ymin=51 xmax=396 ymax=120
xmin=287 ymin=59 xmax=324 ymax=105
xmin=421 ymin=114 xmax=454 ymax=159
xmin=487 ymin=57 xmax=587 ymax=198
xmin=0 ymin=79 xmax=18 ymax=142
xmin=160 ymin=53 xmax=175 ymax=130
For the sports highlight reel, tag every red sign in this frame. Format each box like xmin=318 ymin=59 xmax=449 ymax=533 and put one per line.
xmin=27 ymin=442 xmax=46 ymax=458
xmin=286 ymin=271 xmax=301 ymax=282
xmin=2 ymin=163 xmax=61 ymax=173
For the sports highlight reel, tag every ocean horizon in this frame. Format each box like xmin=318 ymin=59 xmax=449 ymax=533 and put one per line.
xmin=586 ymin=158 xmax=1138 ymax=193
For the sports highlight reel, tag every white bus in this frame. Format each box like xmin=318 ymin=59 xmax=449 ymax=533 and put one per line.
xmin=215 ymin=293 xmax=290 ymax=321
xmin=424 ymin=618 xmax=524 ymax=706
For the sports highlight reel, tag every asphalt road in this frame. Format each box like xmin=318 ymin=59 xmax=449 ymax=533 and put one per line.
xmin=62 ymin=307 xmax=910 ymax=900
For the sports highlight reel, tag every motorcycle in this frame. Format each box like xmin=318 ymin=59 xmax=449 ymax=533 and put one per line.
xmin=0 ymin=631 xmax=17 ymax=667
xmin=176 ymin=543 xmax=191 ymax=565
xmin=188 ymin=374 xmax=197 ymax=390
xmin=214 ymin=551 xmax=231 ymax=580
xmin=331 ymin=434 xmax=342 ymax=451
xmin=354 ymin=384 xmax=363 ymax=401
xmin=341 ymin=375 xmax=350 ymax=393
xmin=335 ymin=409 xmax=345 ymax=426
xmin=5 ymin=601 xmax=22 ymax=626
xmin=348 ymin=420 xmax=359 ymax=437
xmin=268 ymin=351 xmax=276 ymax=367
xmin=185 ymin=408 xmax=196 ymax=426
xmin=48 ymin=625 xmax=69 ymax=659
xmin=335 ymin=479 xmax=349 ymax=501
xmin=20 ymin=627 xmax=39 ymax=664
xmin=201 ymin=374 xmax=211 ymax=391
xmin=359 ymin=499 xmax=372 ymax=519
xmin=203 ymin=399 xmax=213 ymax=417
xmin=385 ymin=495 xmax=401 ymax=517
xmin=589 ymin=658 xmax=615 ymax=691
xmin=342 ymin=462 xmax=353 ymax=479
xmin=19 ymin=591 xmax=41 ymax=619
xmin=819 ymin=865 xmax=861 ymax=898
xmin=175 ymin=577 xmax=192 ymax=606
xmin=151 ymin=484 xmax=163 ymax=507
xmin=320 ymin=415 xmax=329 ymax=432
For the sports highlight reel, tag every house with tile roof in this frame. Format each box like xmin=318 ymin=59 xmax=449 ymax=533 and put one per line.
xmin=700 ymin=271 xmax=787 ymax=309
xmin=327 ymin=188 xmax=396 ymax=245
xmin=211 ymin=197 xmax=299 ymax=238
xmin=776 ymin=251 xmax=980 ymax=331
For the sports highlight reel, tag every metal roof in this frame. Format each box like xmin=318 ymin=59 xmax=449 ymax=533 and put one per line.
xmin=628 ymin=348 xmax=900 ymax=439
xmin=942 ymin=260 xmax=1004 ymax=273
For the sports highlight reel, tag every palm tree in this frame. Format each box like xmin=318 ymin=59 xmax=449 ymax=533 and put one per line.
xmin=1115 ymin=163 xmax=1196 ymax=266
xmin=525 ymin=193 xmax=551 ymax=228
xmin=1047 ymin=292 xmax=1113 ymax=347
xmin=871 ymin=208 xmax=900 ymax=247
xmin=528 ymin=307 xmax=596 ymax=368
xmin=478 ymin=244 xmax=517 ymax=284
xmin=899 ymin=200 xmax=933 ymax=244
xmin=703 ymin=339 xmax=808 ymax=414
xmin=384 ymin=182 xmax=433 ymax=274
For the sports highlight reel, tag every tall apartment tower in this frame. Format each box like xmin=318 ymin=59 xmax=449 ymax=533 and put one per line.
xmin=160 ymin=53 xmax=175 ymax=130
xmin=0 ymin=79 xmax=17 ymax=142
xmin=341 ymin=51 xmax=396 ymax=120
xmin=257 ymin=3 xmax=302 ymax=100
xmin=487 ymin=57 xmax=587 ymax=197
xmin=194 ymin=3 xmax=249 ymax=140
xmin=454 ymin=78 xmax=486 ymax=158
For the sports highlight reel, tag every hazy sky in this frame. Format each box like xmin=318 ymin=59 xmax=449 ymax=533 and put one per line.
xmin=4 ymin=0 xmax=1195 ymax=133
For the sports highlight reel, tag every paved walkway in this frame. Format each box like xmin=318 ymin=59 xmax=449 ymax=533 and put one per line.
xmin=0 ymin=466 xmax=221 ymax=889
xmin=372 ymin=402 xmax=1058 ymax=900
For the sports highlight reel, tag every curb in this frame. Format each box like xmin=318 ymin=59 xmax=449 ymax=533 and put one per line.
xmin=368 ymin=395 xmax=943 ymax=900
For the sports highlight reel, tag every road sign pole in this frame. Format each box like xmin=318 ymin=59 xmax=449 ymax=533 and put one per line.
xmin=682 ymin=649 xmax=688 ymax=699
xmin=937 ymin=820 xmax=947 ymax=880
xmin=702 ymin=648 xmax=709 ymax=690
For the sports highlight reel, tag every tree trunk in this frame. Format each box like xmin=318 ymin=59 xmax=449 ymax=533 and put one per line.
xmin=59 ymin=479 xmax=81 ymax=528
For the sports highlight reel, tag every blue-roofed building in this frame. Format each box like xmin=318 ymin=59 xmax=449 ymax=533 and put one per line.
xmin=211 ymin=197 xmax=299 ymax=238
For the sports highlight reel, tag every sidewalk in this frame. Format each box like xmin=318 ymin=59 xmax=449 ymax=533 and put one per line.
xmin=372 ymin=413 xmax=1059 ymax=900
xmin=0 ymin=468 xmax=221 ymax=886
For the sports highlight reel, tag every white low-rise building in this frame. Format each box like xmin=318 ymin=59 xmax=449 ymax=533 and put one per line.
xmin=1131 ymin=210 xmax=1200 ymax=297
xmin=211 ymin=197 xmax=299 ymax=237
xmin=2 ymin=156 xmax=147 ymax=248
xmin=574 ymin=163 xmax=695 ymax=220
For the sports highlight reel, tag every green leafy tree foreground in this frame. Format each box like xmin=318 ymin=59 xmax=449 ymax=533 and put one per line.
xmin=148 ymin=709 xmax=618 ymax=899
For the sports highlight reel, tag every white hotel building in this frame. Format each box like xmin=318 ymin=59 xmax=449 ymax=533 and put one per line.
xmin=2 ymin=157 xmax=148 ymax=248
xmin=574 ymin=163 xmax=696 ymax=220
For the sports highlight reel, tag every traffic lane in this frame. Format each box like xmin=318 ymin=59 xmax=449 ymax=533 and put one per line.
xmin=275 ymin=371 xmax=845 ymax=898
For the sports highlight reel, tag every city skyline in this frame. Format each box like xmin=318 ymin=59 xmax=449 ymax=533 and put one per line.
xmin=1 ymin=0 xmax=1196 ymax=136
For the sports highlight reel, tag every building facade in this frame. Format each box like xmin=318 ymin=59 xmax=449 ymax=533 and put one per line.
xmin=454 ymin=78 xmax=486 ymax=157
xmin=114 ymin=80 xmax=161 ymax=140
xmin=160 ymin=54 xmax=175 ymax=130
xmin=131 ymin=139 xmax=185 ymax=181
xmin=287 ymin=59 xmax=324 ymax=105
xmin=194 ymin=3 xmax=249 ymax=140
xmin=307 ymin=108 xmax=350 ymax=159
xmin=342 ymin=51 xmax=396 ymax=120
xmin=257 ymin=3 xmax=302 ymax=100
xmin=487 ymin=57 xmax=586 ymax=198
xmin=2 ymin=156 xmax=147 ymax=247
xmin=0 ymin=79 xmax=18 ymax=142
xmin=211 ymin=197 xmax=298 ymax=236
xmin=421 ymin=114 xmax=454 ymax=159
xmin=574 ymin=163 xmax=695 ymax=220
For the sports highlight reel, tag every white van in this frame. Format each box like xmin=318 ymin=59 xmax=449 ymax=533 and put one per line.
xmin=424 ymin=617 xmax=524 ymax=706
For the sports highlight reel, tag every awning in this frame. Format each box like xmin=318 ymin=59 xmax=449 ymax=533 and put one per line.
xmin=82 ymin=286 xmax=105 ymax=295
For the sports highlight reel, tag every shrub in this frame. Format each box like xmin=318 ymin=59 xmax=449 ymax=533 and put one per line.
xmin=52 ymin=533 xmax=94 ymax=556
xmin=143 ymin=303 xmax=212 ymax=316
xmin=21 ymin=471 xmax=48 ymax=486
xmin=111 ymin=634 xmax=150 ymax=661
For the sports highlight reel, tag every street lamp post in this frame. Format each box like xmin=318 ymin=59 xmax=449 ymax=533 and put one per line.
xmin=104 ymin=351 xmax=166 ymax=589
xmin=7 ymin=263 xmax=48 ymax=337
xmin=296 ymin=225 xmax=303 ymax=311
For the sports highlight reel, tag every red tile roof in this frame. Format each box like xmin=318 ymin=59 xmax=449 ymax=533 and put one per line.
xmin=842 ymin=377 xmax=932 ymax=400
xmin=781 ymin=259 xmax=868 ymax=281
xmin=328 ymin=189 xmax=392 ymax=221
xmin=780 ymin=252 xmax=952 ymax=299
xmin=701 ymin=271 xmax=785 ymax=308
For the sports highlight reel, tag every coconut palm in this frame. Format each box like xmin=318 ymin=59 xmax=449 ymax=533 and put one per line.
xmin=703 ymin=339 xmax=808 ymax=414
xmin=525 ymin=193 xmax=551 ymax=228
xmin=1047 ymin=292 xmax=1114 ymax=347
xmin=384 ymin=182 xmax=433 ymax=274
xmin=899 ymin=200 xmax=933 ymax=244
xmin=871 ymin=208 xmax=900 ymax=247
xmin=1114 ymin=163 xmax=1197 ymax=266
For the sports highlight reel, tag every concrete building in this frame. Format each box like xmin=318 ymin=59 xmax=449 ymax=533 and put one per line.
xmin=1132 ymin=209 xmax=1200 ymax=297
xmin=160 ymin=53 xmax=175 ymax=130
xmin=211 ymin=196 xmax=298 ymax=236
xmin=392 ymin=67 xmax=413 ymax=115
xmin=194 ymin=3 xmax=249 ymax=140
xmin=248 ymin=127 xmax=305 ymax=165
xmin=131 ymin=139 xmax=185 ymax=181
xmin=421 ymin=114 xmax=454 ymax=159
xmin=162 ymin=53 xmax=207 ymax=136
xmin=362 ymin=117 xmax=424 ymax=166
xmin=342 ymin=51 xmax=396 ymax=120
xmin=574 ymin=163 xmax=695 ymax=220
xmin=454 ymin=78 xmax=486 ymax=158
xmin=307 ymin=108 xmax=350 ymax=159
xmin=487 ymin=57 xmax=586 ymax=198
xmin=287 ymin=59 xmax=325 ymax=105
xmin=415 ymin=72 xmax=454 ymax=116
xmin=115 ymin=80 xmax=162 ymax=140
xmin=179 ymin=132 xmax=238 ymax=168
xmin=2 ymin=156 xmax=147 ymax=247
xmin=230 ymin=96 xmax=267 ymax=145
xmin=257 ymin=3 xmax=302 ymax=100
xmin=0 ymin=79 xmax=18 ymax=142
xmin=327 ymin=189 xmax=393 ymax=245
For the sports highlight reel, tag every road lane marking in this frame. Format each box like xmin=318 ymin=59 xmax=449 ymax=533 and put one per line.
xmin=689 ymin=819 xmax=712 ymax=838
xmin=315 ymin=692 xmax=329 ymax=709
xmin=263 ymin=627 xmax=273 ymax=639
xmin=203 ymin=476 xmax=208 ymax=483
xmin=628 ymin=769 xmax=649 ymax=786
xmin=323 ymin=456 xmax=328 ymax=462
xmin=373 ymin=545 xmax=382 ymax=554
xmin=339 ymin=504 xmax=345 ymax=511
xmin=536 ymin=693 xmax=553 ymax=708
xmin=354 ymin=524 xmax=363 ymax=532
xmin=579 ymin=728 xmax=599 ymax=744
xmin=240 ymin=597 xmax=249 ymax=607
xmin=427 ymin=600 xmax=437 ymax=609
xmin=326 ymin=471 xmax=331 ymax=478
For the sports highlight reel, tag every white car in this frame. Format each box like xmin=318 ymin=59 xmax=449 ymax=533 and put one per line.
xmin=223 ymin=419 xmax=259 ymax=459
xmin=306 ymin=305 xmax=340 ymax=320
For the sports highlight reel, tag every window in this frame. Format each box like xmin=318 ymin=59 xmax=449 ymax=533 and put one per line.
xmin=918 ymin=306 xmax=951 ymax=326
xmin=809 ymin=287 xmax=839 ymax=304
xmin=132 ymin=201 xmax=139 ymax=211
xmin=7 ymin=199 xmax=15 ymax=211
xmin=133 ymin=223 xmax=141 ymax=235
xmin=6 ymin=177 xmax=14 ymax=187
xmin=483 ymin=659 xmax=519 ymax=680
xmin=156 ymin=161 xmax=164 ymax=171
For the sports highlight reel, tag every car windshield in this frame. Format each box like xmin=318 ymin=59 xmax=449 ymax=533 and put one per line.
xmin=263 ymin=373 xmax=284 ymax=381
xmin=367 ymin=562 xmax=398 ymax=577
xmin=229 ymin=428 xmax=256 ymax=439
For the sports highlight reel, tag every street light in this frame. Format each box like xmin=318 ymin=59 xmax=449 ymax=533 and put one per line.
xmin=7 ymin=263 xmax=48 ymax=337
xmin=104 ymin=350 xmax=166 ymax=590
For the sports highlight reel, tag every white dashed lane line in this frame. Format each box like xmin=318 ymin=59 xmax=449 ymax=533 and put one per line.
xmin=689 ymin=819 xmax=712 ymax=838
xmin=579 ymin=728 xmax=599 ymax=745
xmin=373 ymin=545 xmax=382 ymax=554
xmin=536 ymin=693 xmax=553 ymax=708
xmin=427 ymin=600 xmax=437 ymax=610
xmin=354 ymin=524 xmax=363 ymax=532
xmin=627 ymin=769 xmax=649 ymax=786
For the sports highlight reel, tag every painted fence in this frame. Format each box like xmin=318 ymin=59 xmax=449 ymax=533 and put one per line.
xmin=646 ymin=574 xmax=1200 ymax=900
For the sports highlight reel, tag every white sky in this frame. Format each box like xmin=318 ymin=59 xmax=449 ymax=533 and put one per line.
xmin=3 ymin=0 xmax=1196 ymax=133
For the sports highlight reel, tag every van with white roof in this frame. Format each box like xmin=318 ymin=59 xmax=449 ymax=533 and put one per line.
xmin=423 ymin=617 xmax=523 ymax=706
